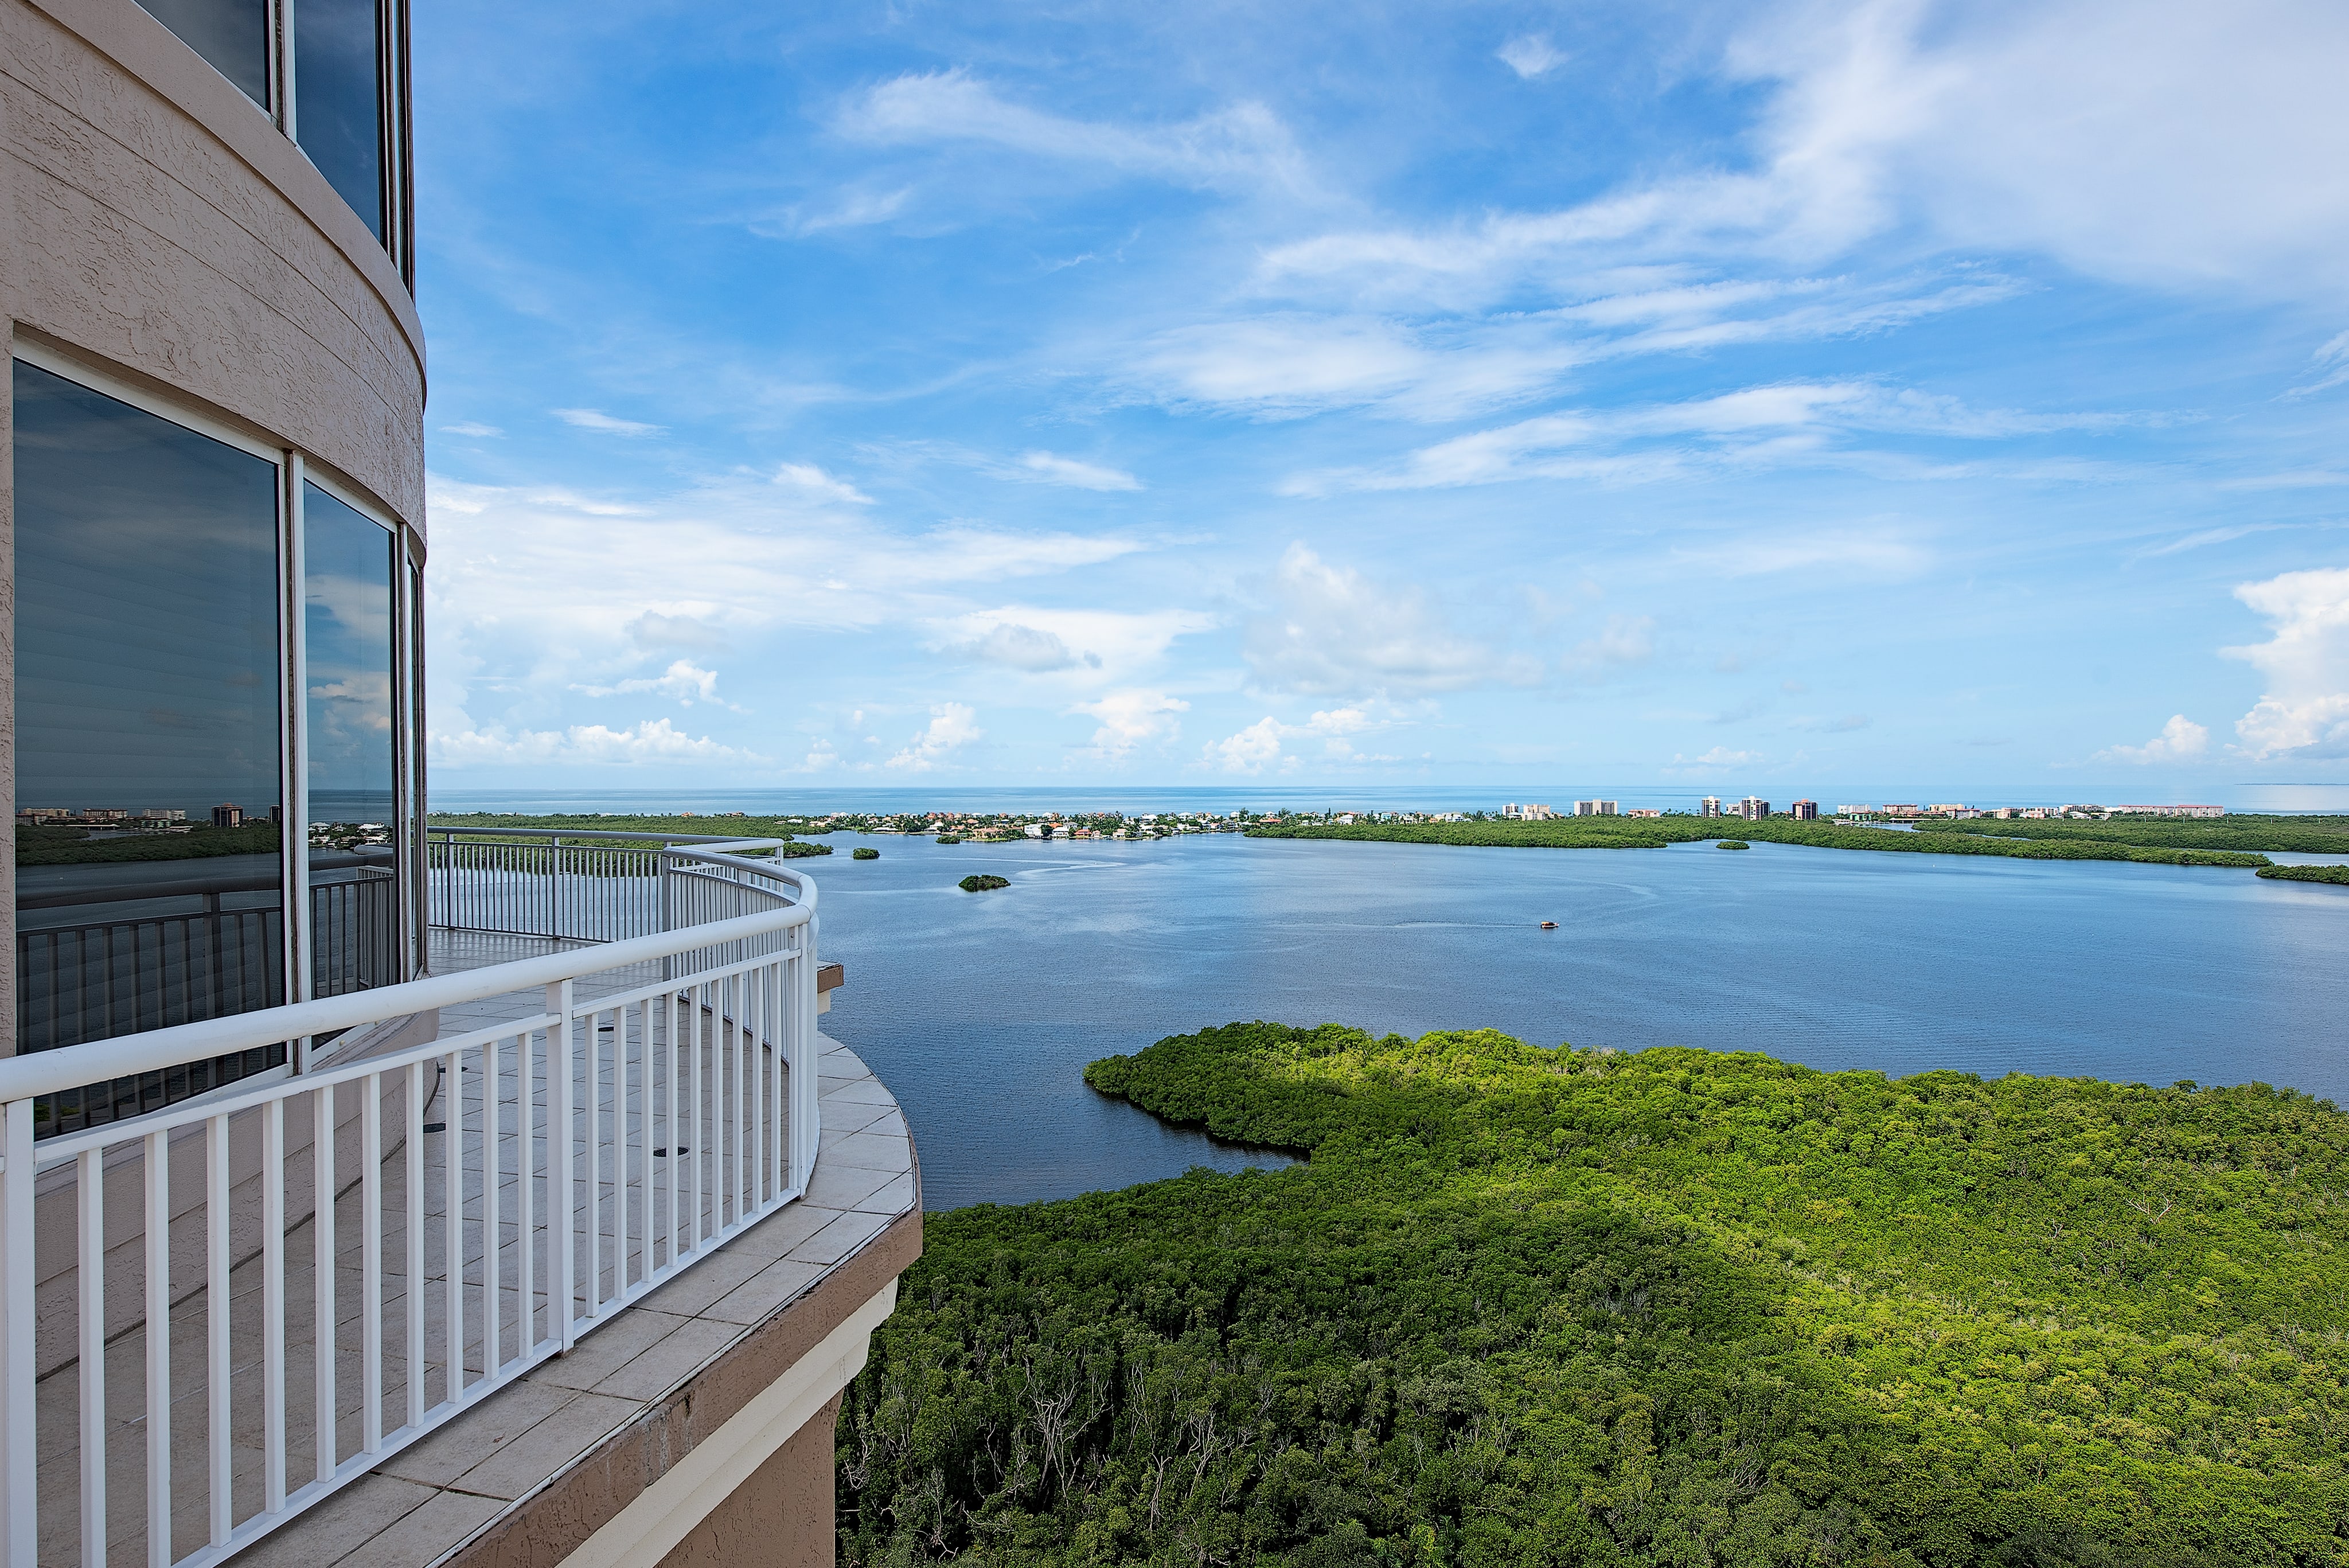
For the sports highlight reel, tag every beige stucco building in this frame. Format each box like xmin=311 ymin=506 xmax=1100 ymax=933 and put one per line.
xmin=2 ymin=4 xmax=915 ymax=1563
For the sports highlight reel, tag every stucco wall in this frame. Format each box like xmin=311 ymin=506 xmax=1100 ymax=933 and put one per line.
xmin=1 ymin=0 xmax=426 ymax=531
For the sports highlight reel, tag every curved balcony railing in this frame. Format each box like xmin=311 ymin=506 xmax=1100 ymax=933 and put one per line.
xmin=0 ymin=841 xmax=822 ymax=1567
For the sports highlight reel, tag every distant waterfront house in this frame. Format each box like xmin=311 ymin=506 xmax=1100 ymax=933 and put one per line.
xmin=2 ymin=9 xmax=912 ymax=1563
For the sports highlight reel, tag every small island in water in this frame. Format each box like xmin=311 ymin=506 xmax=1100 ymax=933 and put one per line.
xmin=1717 ymin=838 xmax=1750 ymax=849
xmin=852 ymin=845 xmax=880 ymax=860
xmin=957 ymin=873 xmax=1009 ymax=892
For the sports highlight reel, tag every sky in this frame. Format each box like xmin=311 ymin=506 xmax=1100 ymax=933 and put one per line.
xmin=411 ymin=0 xmax=2349 ymax=796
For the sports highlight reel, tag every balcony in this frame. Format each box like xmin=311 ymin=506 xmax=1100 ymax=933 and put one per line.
xmin=0 ymin=830 xmax=917 ymax=1567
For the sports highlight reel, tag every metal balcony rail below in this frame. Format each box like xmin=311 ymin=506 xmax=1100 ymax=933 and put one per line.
xmin=0 ymin=842 xmax=822 ymax=1567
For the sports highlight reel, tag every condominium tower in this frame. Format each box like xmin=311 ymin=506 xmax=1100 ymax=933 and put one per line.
xmin=3 ymin=5 xmax=911 ymax=1564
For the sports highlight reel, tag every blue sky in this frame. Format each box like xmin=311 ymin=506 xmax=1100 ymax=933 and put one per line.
xmin=412 ymin=0 xmax=2349 ymax=794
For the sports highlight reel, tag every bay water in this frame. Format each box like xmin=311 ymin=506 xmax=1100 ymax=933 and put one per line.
xmin=809 ymin=832 xmax=2349 ymax=1208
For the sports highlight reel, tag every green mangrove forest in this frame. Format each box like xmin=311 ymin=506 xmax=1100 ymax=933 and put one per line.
xmin=840 ymin=1023 xmax=2349 ymax=1566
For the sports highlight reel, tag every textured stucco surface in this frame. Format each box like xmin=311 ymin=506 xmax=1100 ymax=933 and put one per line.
xmin=657 ymin=1393 xmax=844 ymax=1568
xmin=1 ymin=0 xmax=426 ymax=529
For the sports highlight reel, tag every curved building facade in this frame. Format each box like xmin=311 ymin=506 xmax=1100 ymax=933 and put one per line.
xmin=3 ymin=8 xmax=911 ymax=1567
xmin=6 ymin=0 xmax=425 ymax=1107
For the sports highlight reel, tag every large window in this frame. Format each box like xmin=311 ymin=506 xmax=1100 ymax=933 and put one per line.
xmin=305 ymin=481 xmax=401 ymax=996
xmin=133 ymin=0 xmax=411 ymax=270
xmin=11 ymin=359 xmax=287 ymax=1126
xmin=12 ymin=358 xmax=425 ymax=1133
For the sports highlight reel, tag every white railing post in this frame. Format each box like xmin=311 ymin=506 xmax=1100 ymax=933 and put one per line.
xmin=549 ymin=979 xmax=577 ymax=1351
xmin=0 ymin=1098 xmax=36 ymax=1566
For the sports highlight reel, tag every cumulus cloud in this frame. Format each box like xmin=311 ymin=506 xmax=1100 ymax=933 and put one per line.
xmin=554 ymin=408 xmax=664 ymax=436
xmin=1010 ymin=451 xmax=1143 ymax=491
xmin=931 ymin=607 xmax=1212 ymax=684
xmin=773 ymin=462 xmax=873 ymax=505
xmin=2226 ymin=567 xmax=2349 ymax=759
xmin=1257 ymin=0 xmax=2349 ymax=308
xmin=1074 ymin=689 xmax=1189 ymax=759
xmin=956 ymin=623 xmax=1097 ymax=672
xmin=571 ymin=660 xmax=740 ymax=709
xmin=2094 ymin=713 xmax=2210 ymax=764
xmin=432 ymin=717 xmax=758 ymax=768
xmin=1499 ymin=36 xmax=1568 ymax=80
xmin=1198 ymin=707 xmax=1386 ymax=774
xmin=886 ymin=703 xmax=984 ymax=771
xmin=1244 ymin=544 xmax=1539 ymax=697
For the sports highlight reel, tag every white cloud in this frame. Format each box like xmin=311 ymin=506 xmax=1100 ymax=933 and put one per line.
xmin=958 ymin=623 xmax=1094 ymax=672
xmin=439 ymin=421 xmax=503 ymax=438
xmin=885 ymin=703 xmax=984 ymax=771
xmin=1198 ymin=706 xmax=1390 ymax=774
xmin=1292 ymin=379 xmax=2132 ymax=494
xmin=931 ymin=606 xmax=1213 ymax=684
xmin=571 ymin=659 xmax=739 ymax=709
xmin=2094 ymin=713 xmax=2210 ymax=765
xmin=773 ymin=462 xmax=873 ymax=505
xmin=431 ymin=717 xmax=758 ymax=768
xmin=629 ymin=612 xmax=731 ymax=654
xmin=835 ymin=71 xmax=1316 ymax=199
xmin=1244 ymin=544 xmax=1539 ymax=697
xmin=1012 ymin=451 xmax=1142 ymax=492
xmin=1252 ymin=0 xmax=2349 ymax=309
xmin=2288 ymin=330 xmax=2349 ymax=397
xmin=554 ymin=408 xmax=664 ymax=436
xmin=1498 ymin=36 xmax=1568 ymax=80
xmin=1702 ymin=529 xmax=1933 ymax=580
xmin=2226 ymin=567 xmax=2349 ymax=759
xmin=1073 ymin=689 xmax=1189 ymax=759
xmin=1669 ymin=746 xmax=1763 ymax=773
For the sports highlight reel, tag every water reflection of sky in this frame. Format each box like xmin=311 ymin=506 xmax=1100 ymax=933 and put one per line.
xmin=11 ymin=362 xmax=279 ymax=821
xmin=803 ymin=833 xmax=2349 ymax=1208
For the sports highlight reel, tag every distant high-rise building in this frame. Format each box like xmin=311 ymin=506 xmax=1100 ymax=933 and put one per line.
xmin=1700 ymin=797 xmax=1722 ymax=818
xmin=211 ymin=803 xmax=244 ymax=829
xmin=1573 ymin=800 xmax=1618 ymax=816
xmin=1739 ymin=797 xmax=1769 ymax=821
xmin=1789 ymin=799 xmax=1817 ymax=820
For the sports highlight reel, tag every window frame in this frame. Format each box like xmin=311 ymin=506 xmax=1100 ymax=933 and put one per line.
xmin=9 ymin=348 xmax=424 ymax=1087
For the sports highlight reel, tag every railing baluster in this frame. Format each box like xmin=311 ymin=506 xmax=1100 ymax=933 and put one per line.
xmin=145 ymin=1128 xmax=170 ymax=1568
xmin=263 ymin=1097 xmax=287 ymax=1516
xmin=313 ymin=1085 xmax=335 ymax=1487
xmin=549 ymin=981 xmax=575 ymax=1351
xmin=206 ymin=1113 xmax=231 ymax=1548
xmin=362 ymin=1074 xmax=383 ymax=1455
xmin=406 ymin=1061 xmax=427 ymax=1431
xmin=518 ymin=1024 xmax=536 ymax=1355
xmin=77 ymin=1146 xmax=107 ymax=1568
xmin=443 ymin=1050 xmax=463 ymax=1406
xmin=483 ymin=1037 xmax=501 ymax=1376
xmin=584 ymin=1003 xmax=600 ymax=1315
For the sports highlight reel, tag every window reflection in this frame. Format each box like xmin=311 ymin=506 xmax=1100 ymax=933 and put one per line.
xmin=136 ymin=0 xmax=271 ymax=107
xmin=295 ymin=0 xmax=385 ymax=241
xmin=11 ymin=360 xmax=286 ymax=1130
xmin=305 ymin=482 xmax=400 ymax=996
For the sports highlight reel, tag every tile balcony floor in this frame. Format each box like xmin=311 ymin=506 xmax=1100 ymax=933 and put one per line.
xmin=28 ymin=930 xmax=912 ymax=1568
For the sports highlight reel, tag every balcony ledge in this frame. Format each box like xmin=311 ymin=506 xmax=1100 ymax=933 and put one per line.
xmin=221 ymin=1037 xmax=919 ymax=1568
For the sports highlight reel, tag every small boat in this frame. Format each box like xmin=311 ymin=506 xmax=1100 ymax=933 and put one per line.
xmin=1540 ymin=920 xmax=1556 ymax=929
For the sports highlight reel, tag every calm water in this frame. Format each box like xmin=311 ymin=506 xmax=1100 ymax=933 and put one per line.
xmin=808 ymin=833 xmax=2349 ymax=1209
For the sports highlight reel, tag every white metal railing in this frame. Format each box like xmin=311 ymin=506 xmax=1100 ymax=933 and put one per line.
xmin=0 ymin=847 xmax=821 ymax=1567
xmin=427 ymin=825 xmax=821 ymax=943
